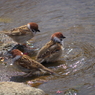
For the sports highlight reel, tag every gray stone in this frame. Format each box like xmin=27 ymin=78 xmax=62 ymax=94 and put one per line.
xmin=0 ymin=82 xmax=45 ymax=95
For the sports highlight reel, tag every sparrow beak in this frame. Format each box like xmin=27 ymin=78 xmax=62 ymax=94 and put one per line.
xmin=63 ymin=36 xmax=66 ymax=39
xmin=32 ymin=29 xmax=40 ymax=33
xmin=37 ymin=29 xmax=40 ymax=32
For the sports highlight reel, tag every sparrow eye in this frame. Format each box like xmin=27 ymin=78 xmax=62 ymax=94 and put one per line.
xmin=32 ymin=29 xmax=35 ymax=32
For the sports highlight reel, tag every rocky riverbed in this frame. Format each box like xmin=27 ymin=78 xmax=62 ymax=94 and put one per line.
xmin=0 ymin=82 xmax=45 ymax=95
xmin=1 ymin=0 xmax=95 ymax=95
xmin=0 ymin=32 xmax=46 ymax=95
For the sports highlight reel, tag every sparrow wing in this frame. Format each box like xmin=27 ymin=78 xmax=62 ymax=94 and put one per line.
xmin=17 ymin=55 xmax=40 ymax=70
xmin=36 ymin=41 xmax=62 ymax=63
xmin=5 ymin=25 xmax=30 ymax=36
xmin=15 ymin=55 xmax=54 ymax=74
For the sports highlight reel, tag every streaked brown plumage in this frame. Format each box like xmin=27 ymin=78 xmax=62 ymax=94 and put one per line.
xmin=36 ymin=32 xmax=66 ymax=63
xmin=5 ymin=22 xmax=40 ymax=44
xmin=10 ymin=49 xmax=54 ymax=76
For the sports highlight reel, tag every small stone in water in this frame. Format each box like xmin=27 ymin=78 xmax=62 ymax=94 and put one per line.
xmin=64 ymin=88 xmax=78 ymax=95
xmin=57 ymin=64 xmax=67 ymax=69
xmin=56 ymin=90 xmax=63 ymax=94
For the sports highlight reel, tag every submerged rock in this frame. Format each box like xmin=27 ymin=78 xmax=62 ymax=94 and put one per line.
xmin=0 ymin=32 xmax=17 ymax=57
xmin=0 ymin=32 xmax=38 ymax=57
xmin=0 ymin=82 xmax=45 ymax=95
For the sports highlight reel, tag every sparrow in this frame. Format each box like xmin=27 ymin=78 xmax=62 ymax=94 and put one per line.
xmin=36 ymin=32 xmax=66 ymax=63
xmin=5 ymin=22 xmax=40 ymax=44
xmin=9 ymin=43 xmax=37 ymax=56
xmin=10 ymin=49 xmax=54 ymax=76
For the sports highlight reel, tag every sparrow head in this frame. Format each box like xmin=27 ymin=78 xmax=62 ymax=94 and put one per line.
xmin=51 ymin=32 xmax=66 ymax=44
xmin=11 ymin=49 xmax=23 ymax=57
xmin=27 ymin=22 xmax=40 ymax=33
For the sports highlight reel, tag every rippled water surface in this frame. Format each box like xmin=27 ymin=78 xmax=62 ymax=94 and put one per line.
xmin=0 ymin=0 xmax=95 ymax=95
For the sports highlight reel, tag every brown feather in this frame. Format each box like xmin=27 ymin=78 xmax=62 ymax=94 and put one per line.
xmin=13 ymin=54 xmax=54 ymax=74
xmin=36 ymin=40 xmax=63 ymax=63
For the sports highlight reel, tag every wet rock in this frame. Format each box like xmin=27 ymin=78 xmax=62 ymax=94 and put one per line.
xmin=0 ymin=32 xmax=17 ymax=57
xmin=0 ymin=32 xmax=38 ymax=59
xmin=0 ymin=82 xmax=45 ymax=95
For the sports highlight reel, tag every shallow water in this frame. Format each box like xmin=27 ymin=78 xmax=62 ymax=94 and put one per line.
xmin=0 ymin=0 xmax=95 ymax=94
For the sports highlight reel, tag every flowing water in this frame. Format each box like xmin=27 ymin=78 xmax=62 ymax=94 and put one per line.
xmin=0 ymin=0 xmax=95 ymax=95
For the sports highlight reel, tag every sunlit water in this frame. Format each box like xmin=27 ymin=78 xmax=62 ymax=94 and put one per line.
xmin=0 ymin=0 xmax=95 ymax=95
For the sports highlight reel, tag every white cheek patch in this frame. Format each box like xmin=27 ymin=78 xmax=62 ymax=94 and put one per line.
xmin=53 ymin=36 xmax=61 ymax=43
xmin=10 ymin=56 xmax=21 ymax=65
xmin=27 ymin=24 xmax=36 ymax=35
xmin=27 ymin=24 xmax=32 ymax=32
xmin=53 ymin=37 xmax=65 ymax=50
xmin=12 ymin=55 xmax=21 ymax=62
